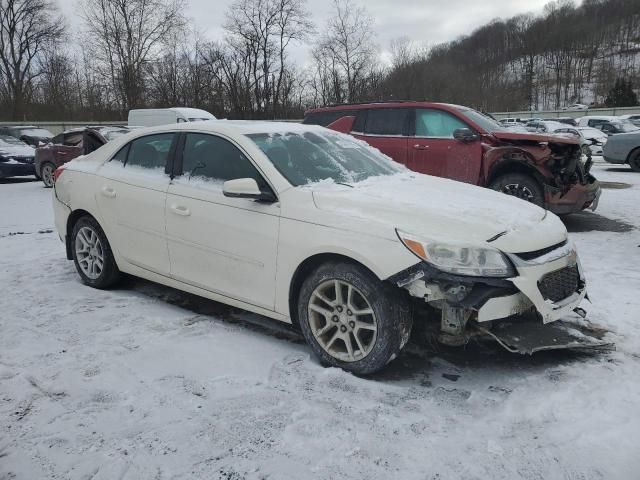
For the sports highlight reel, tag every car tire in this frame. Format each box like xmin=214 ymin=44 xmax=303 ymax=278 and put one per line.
xmin=41 ymin=162 xmax=56 ymax=188
xmin=71 ymin=216 xmax=120 ymax=289
xmin=629 ymin=150 xmax=640 ymax=172
xmin=489 ymin=173 xmax=544 ymax=207
xmin=297 ymin=261 xmax=413 ymax=375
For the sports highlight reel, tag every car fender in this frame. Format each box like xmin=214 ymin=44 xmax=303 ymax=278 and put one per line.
xmin=274 ymin=217 xmax=419 ymax=319
xmin=483 ymin=145 xmax=547 ymax=187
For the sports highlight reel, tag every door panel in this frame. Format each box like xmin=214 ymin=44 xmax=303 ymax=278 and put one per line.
xmin=166 ymin=133 xmax=279 ymax=309
xmin=95 ymin=133 xmax=175 ymax=275
xmin=409 ymin=108 xmax=483 ymax=184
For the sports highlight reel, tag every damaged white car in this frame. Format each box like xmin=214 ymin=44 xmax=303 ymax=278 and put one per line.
xmin=52 ymin=122 xmax=611 ymax=374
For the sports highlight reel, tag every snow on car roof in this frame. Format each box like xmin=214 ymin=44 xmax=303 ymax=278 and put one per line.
xmin=146 ymin=119 xmax=325 ymax=136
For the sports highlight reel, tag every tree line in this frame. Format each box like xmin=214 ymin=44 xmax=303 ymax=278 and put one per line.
xmin=0 ymin=0 xmax=639 ymax=122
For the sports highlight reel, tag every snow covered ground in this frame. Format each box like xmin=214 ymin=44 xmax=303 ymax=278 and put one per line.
xmin=1 ymin=163 xmax=639 ymax=480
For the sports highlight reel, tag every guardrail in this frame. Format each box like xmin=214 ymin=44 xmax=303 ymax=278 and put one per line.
xmin=491 ymin=106 xmax=640 ymax=120
xmin=0 ymin=119 xmax=303 ymax=135
xmin=0 ymin=121 xmax=125 ymax=135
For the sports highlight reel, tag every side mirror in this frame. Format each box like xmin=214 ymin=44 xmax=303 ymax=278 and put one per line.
xmin=453 ymin=128 xmax=480 ymax=143
xmin=223 ymin=178 xmax=276 ymax=203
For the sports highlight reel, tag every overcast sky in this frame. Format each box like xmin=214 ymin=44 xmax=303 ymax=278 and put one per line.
xmin=60 ymin=0 xmax=561 ymax=65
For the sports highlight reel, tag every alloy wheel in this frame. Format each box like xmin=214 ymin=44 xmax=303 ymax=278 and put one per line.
xmin=308 ymin=279 xmax=377 ymax=362
xmin=502 ymin=183 xmax=535 ymax=202
xmin=75 ymin=226 xmax=105 ymax=280
xmin=42 ymin=164 xmax=55 ymax=187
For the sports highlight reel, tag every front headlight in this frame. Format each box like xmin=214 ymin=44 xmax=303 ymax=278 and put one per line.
xmin=397 ymin=230 xmax=515 ymax=277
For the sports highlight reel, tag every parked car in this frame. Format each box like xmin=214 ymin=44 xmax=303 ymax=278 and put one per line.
xmin=543 ymin=117 xmax=578 ymax=126
xmin=525 ymin=120 xmax=567 ymax=133
xmin=551 ymin=126 xmax=606 ymax=158
xmin=499 ymin=118 xmax=524 ymax=126
xmin=304 ymin=102 xmax=600 ymax=215
xmin=36 ymin=126 xmax=132 ymax=187
xmin=603 ymin=131 xmax=640 ymax=172
xmin=128 ymin=108 xmax=216 ymax=127
xmin=618 ymin=114 xmax=640 ymax=127
xmin=562 ymin=103 xmax=589 ymax=111
xmin=0 ymin=125 xmax=53 ymax=147
xmin=576 ymin=115 xmax=637 ymax=130
xmin=0 ymin=135 xmax=36 ymax=179
xmin=595 ymin=120 xmax=639 ymax=136
xmin=577 ymin=127 xmax=609 ymax=155
xmin=51 ymin=121 xmax=608 ymax=374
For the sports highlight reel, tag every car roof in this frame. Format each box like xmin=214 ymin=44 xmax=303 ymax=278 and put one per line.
xmin=305 ymin=101 xmax=470 ymax=113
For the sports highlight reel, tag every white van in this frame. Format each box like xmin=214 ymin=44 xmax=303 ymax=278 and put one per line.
xmin=128 ymin=108 xmax=215 ymax=127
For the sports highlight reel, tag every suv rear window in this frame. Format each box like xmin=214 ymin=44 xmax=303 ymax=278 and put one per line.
xmin=364 ymin=108 xmax=408 ymax=135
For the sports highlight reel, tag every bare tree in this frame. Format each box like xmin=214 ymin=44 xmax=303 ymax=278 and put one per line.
xmin=223 ymin=0 xmax=312 ymax=118
xmin=81 ymin=0 xmax=186 ymax=112
xmin=0 ymin=0 xmax=64 ymax=119
xmin=312 ymin=0 xmax=378 ymax=103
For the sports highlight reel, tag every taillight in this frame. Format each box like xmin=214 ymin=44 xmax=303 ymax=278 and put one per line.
xmin=53 ymin=165 xmax=65 ymax=183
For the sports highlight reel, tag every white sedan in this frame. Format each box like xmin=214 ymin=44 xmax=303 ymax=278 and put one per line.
xmin=52 ymin=121 xmax=593 ymax=374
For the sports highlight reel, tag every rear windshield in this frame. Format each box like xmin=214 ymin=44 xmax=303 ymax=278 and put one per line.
xmin=246 ymin=131 xmax=403 ymax=186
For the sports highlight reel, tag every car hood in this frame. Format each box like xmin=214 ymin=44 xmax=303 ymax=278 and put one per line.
xmin=492 ymin=130 xmax=578 ymax=145
xmin=0 ymin=142 xmax=35 ymax=158
xmin=310 ymin=173 xmax=566 ymax=253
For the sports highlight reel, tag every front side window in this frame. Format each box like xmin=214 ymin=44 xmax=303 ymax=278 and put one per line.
xmin=247 ymin=130 xmax=404 ymax=187
xmin=126 ymin=133 xmax=175 ymax=169
xmin=415 ymin=109 xmax=469 ymax=138
xmin=364 ymin=108 xmax=408 ymax=135
xmin=180 ymin=133 xmax=264 ymax=185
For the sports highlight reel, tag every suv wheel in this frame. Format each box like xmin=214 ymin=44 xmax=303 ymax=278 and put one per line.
xmin=71 ymin=216 xmax=120 ymax=288
xmin=298 ymin=261 xmax=412 ymax=375
xmin=629 ymin=150 xmax=640 ymax=172
xmin=41 ymin=162 xmax=56 ymax=188
xmin=489 ymin=173 xmax=544 ymax=207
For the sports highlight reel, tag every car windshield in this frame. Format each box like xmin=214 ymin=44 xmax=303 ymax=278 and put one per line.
xmin=457 ymin=108 xmax=508 ymax=133
xmin=0 ymin=135 xmax=25 ymax=145
xmin=18 ymin=128 xmax=53 ymax=137
xmin=612 ymin=121 xmax=639 ymax=132
xmin=246 ymin=131 xmax=404 ymax=186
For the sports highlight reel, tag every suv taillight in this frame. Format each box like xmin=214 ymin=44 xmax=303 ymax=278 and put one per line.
xmin=53 ymin=165 xmax=65 ymax=183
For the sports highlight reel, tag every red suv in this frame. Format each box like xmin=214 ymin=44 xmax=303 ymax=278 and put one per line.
xmin=303 ymin=102 xmax=600 ymax=214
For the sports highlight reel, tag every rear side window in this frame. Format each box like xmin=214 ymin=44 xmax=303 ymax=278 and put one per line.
xmin=364 ymin=108 xmax=408 ymax=135
xmin=415 ymin=109 xmax=469 ymax=137
xmin=180 ymin=133 xmax=264 ymax=185
xmin=126 ymin=133 xmax=175 ymax=169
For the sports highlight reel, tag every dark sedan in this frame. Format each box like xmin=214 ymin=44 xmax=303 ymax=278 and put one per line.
xmin=0 ymin=135 xmax=36 ymax=179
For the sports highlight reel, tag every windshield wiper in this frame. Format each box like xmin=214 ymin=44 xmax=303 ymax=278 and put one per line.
xmin=335 ymin=182 xmax=354 ymax=188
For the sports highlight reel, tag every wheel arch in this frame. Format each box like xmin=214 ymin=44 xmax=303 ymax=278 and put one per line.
xmin=625 ymin=146 xmax=640 ymax=164
xmin=287 ymin=252 xmax=381 ymax=328
xmin=65 ymin=209 xmax=98 ymax=260
xmin=486 ymin=156 xmax=547 ymax=189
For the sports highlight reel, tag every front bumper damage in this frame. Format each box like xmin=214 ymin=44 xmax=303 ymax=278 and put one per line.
xmin=391 ymin=241 xmax=614 ymax=354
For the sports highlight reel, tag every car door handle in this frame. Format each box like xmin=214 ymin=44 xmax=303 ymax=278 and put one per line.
xmin=101 ymin=186 xmax=116 ymax=198
xmin=413 ymin=144 xmax=429 ymax=150
xmin=170 ymin=204 xmax=191 ymax=216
